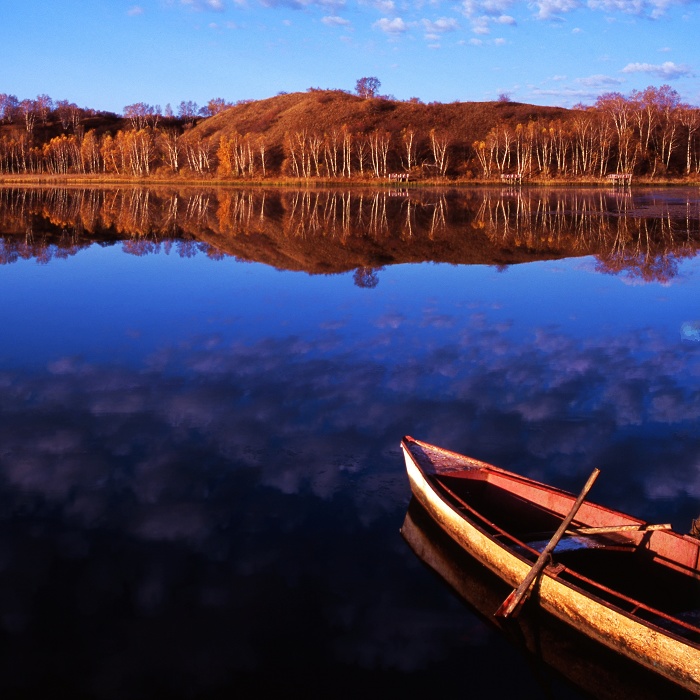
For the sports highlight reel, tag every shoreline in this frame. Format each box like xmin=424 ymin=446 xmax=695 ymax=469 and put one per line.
xmin=1 ymin=174 xmax=699 ymax=189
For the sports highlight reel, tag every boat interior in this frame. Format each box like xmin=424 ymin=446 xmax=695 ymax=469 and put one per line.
xmin=433 ymin=470 xmax=700 ymax=643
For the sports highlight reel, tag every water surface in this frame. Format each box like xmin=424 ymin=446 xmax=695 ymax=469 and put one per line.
xmin=0 ymin=186 xmax=698 ymax=698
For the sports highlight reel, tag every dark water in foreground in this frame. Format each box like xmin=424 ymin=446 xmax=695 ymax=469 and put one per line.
xmin=0 ymin=186 xmax=698 ymax=699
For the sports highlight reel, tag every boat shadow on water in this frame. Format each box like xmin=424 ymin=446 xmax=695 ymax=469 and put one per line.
xmin=401 ymin=501 xmax=698 ymax=700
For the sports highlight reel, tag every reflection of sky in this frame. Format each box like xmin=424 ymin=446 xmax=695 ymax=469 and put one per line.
xmin=3 ymin=244 xmax=699 ymax=369
xmin=0 ymin=242 xmax=698 ymax=698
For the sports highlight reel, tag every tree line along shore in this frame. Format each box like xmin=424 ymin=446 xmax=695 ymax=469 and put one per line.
xmin=1 ymin=84 xmax=699 ymax=183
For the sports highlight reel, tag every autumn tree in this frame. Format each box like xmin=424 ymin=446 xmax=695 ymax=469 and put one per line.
xmin=483 ymin=124 xmax=514 ymax=175
xmin=513 ymin=123 xmax=536 ymax=178
xmin=19 ymin=99 xmax=38 ymax=133
xmin=285 ymin=130 xmax=313 ymax=178
xmin=653 ymin=85 xmax=682 ymax=172
xmin=101 ymin=133 xmax=122 ymax=175
xmin=124 ymin=102 xmax=161 ymax=130
xmin=183 ymin=132 xmax=212 ymax=174
xmin=571 ymin=109 xmax=596 ymax=176
xmin=205 ymin=98 xmax=232 ymax=116
xmin=535 ymin=125 xmax=554 ymax=177
xmin=473 ymin=139 xmax=492 ymax=178
xmin=80 ymin=130 xmax=102 ymax=173
xmin=596 ymin=92 xmax=637 ymax=173
xmin=178 ymin=101 xmax=200 ymax=125
xmin=355 ymin=77 xmax=381 ymax=99
xmin=368 ymin=130 xmax=390 ymax=177
xmin=43 ymin=134 xmax=80 ymax=174
xmin=257 ymin=136 xmax=267 ymax=177
xmin=323 ymin=129 xmax=340 ymax=177
xmin=35 ymin=94 xmax=53 ymax=125
xmin=678 ymin=106 xmax=700 ymax=175
xmin=0 ymin=94 xmax=19 ymax=123
xmin=400 ymin=127 xmax=417 ymax=172
xmin=56 ymin=100 xmax=79 ymax=130
xmin=630 ymin=86 xmax=659 ymax=156
xmin=217 ymin=131 xmax=259 ymax=177
xmin=341 ymin=126 xmax=352 ymax=178
xmin=354 ymin=134 xmax=369 ymax=176
xmin=429 ymin=130 xmax=449 ymax=177
xmin=158 ymin=128 xmax=183 ymax=173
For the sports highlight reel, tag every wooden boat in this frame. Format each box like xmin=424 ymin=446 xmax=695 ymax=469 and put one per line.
xmin=401 ymin=500 xmax=695 ymax=700
xmin=401 ymin=436 xmax=700 ymax=694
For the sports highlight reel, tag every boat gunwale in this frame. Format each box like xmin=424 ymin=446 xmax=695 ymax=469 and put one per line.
xmin=401 ymin=436 xmax=700 ymax=648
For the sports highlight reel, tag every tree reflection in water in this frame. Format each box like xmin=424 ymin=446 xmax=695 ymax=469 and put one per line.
xmin=0 ymin=186 xmax=699 ymax=282
xmin=353 ymin=267 xmax=382 ymax=288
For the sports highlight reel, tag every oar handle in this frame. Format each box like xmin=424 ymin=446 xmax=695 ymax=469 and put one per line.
xmin=495 ymin=467 xmax=600 ymax=619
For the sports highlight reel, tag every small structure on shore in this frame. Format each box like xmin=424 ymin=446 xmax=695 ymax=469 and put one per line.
xmin=607 ymin=173 xmax=633 ymax=187
xmin=388 ymin=173 xmax=409 ymax=183
xmin=500 ymin=173 xmax=522 ymax=185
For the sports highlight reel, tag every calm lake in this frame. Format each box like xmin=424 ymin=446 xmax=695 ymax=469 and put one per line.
xmin=0 ymin=185 xmax=698 ymax=699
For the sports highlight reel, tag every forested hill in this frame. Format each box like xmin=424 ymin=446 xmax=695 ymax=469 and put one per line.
xmin=191 ymin=90 xmax=570 ymax=176
xmin=1 ymin=87 xmax=698 ymax=180
xmin=194 ymin=90 xmax=568 ymax=151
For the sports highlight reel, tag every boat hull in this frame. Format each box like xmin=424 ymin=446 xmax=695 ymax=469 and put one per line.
xmin=402 ymin=500 xmax=694 ymax=700
xmin=401 ymin=436 xmax=700 ymax=695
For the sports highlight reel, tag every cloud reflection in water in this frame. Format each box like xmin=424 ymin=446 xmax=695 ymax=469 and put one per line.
xmin=0 ymin=188 xmax=699 ymax=697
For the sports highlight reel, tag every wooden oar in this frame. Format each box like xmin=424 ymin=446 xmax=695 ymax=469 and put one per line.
xmin=570 ymin=523 xmax=670 ymax=535
xmin=494 ymin=467 xmax=600 ymax=619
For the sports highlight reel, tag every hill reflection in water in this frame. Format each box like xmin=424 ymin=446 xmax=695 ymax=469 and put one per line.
xmin=1 ymin=185 xmax=699 ymax=282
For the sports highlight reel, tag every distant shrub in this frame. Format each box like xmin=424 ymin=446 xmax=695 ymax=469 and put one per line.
xmin=368 ymin=98 xmax=396 ymax=114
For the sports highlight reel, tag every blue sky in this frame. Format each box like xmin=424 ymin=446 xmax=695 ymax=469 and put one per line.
xmin=3 ymin=0 xmax=698 ymax=114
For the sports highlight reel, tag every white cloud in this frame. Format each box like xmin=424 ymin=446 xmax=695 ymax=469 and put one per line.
xmin=621 ymin=61 xmax=694 ymax=79
xmin=127 ymin=5 xmax=144 ymax=15
xmin=422 ymin=17 xmax=460 ymax=34
xmin=529 ymin=0 xmax=699 ymax=20
xmin=533 ymin=0 xmax=582 ymax=20
xmin=576 ymin=73 xmax=624 ymax=86
xmin=460 ymin=0 xmax=695 ymax=23
xmin=529 ymin=86 xmax=603 ymax=101
xmin=588 ymin=0 xmax=692 ymax=19
xmin=374 ymin=16 xmax=409 ymax=32
xmin=369 ymin=0 xmax=395 ymax=10
xmin=181 ymin=0 xmax=226 ymax=9
xmin=461 ymin=0 xmax=515 ymax=16
xmin=322 ymin=14 xmax=351 ymax=25
xmin=422 ymin=18 xmax=459 ymax=40
xmin=461 ymin=2 xmax=518 ymax=33
xmin=471 ymin=16 xmax=491 ymax=32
